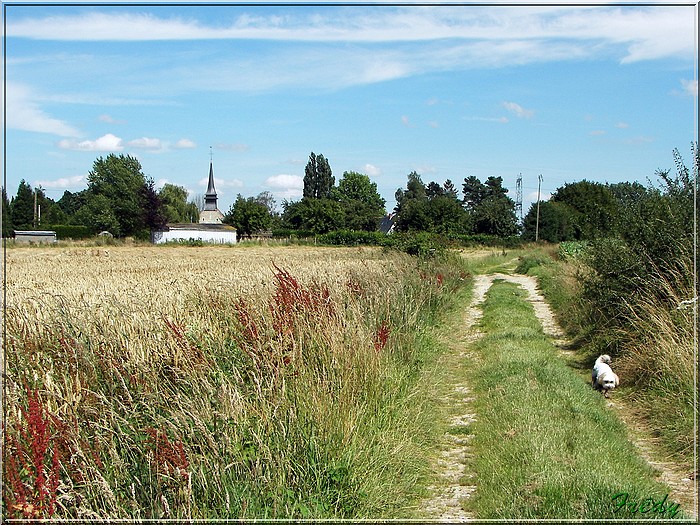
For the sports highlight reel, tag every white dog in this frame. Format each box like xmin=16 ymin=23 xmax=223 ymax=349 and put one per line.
xmin=592 ymin=354 xmax=619 ymax=398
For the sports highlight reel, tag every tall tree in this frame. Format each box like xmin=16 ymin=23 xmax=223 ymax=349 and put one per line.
xmin=159 ymin=183 xmax=198 ymax=223
xmin=10 ymin=180 xmax=35 ymax=230
xmin=334 ymin=171 xmax=386 ymax=231
xmin=462 ymin=176 xmax=486 ymax=211
xmin=141 ymin=178 xmax=167 ymax=231
xmin=443 ymin=179 xmax=459 ymax=200
xmin=86 ymin=154 xmax=148 ymax=237
xmin=2 ymin=187 xmax=14 ymax=237
xmin=303 ymin=152 xmax=334 ymax=199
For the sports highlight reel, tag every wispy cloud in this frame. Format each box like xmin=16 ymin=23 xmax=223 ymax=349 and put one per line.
xmin=6 ymin=7 xmax=694 ymax=65
xmin=502 ymin=101 xmax=535 ymax=119
xmin=58 ymin=133 xmax=123 ymax=151
xmin=4 ymin=83 xmax=81 ymax=137
xmin=175 ymin=138 xmax=197 ymax=149
xmin=464 ymin=116 xmax=509 ymax=124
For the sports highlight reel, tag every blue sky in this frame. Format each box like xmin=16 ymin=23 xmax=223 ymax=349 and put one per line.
xmin=3 ymin=3 xmax=697 ymax=217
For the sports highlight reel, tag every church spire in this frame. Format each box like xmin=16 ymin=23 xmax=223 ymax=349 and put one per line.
xmin=204 ymin=148 xmax=218 ymax=211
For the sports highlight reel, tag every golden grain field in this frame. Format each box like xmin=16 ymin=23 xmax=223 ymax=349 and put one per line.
xmin=3 ymin=244 xmax=462 ymax=519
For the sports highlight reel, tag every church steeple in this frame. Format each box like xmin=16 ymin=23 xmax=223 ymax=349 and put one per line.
xmin=199 ymin=148 xmax=225 ymax=224
xmin=203 ymin=160 xmax=218 ymax=211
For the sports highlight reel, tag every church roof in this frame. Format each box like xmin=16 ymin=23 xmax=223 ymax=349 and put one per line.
xmin=203 ymin=161 xmax=219 ymax=212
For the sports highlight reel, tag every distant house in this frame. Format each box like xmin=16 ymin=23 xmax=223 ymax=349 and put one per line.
xmin=152 ymin=159 xmax=237 ymax=244
xmin=13 ymin=230 xmax=57 ymax=243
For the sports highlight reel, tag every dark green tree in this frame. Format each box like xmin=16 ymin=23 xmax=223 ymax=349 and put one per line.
xmin=443 ymin=179 xmax=459 ymax=199
xmin=334 ymin=171 xmax=386 ymax=231
xmin=159 ymin=183 xmax=199 ymax=223
xmin=57 ymin=190 xmax=88 ymax=218
xmin=462 ymin=175 xmax=487 ymax=211
xmin=2 ymin=187 xmax=14 ymax=237
xmin=426 ymin=195 xmax=469 ymax=235
xmin=86 ymin=154 xmax=148 ymax=237
xmin=522 ymin=200 xmax=575 ymax=242
xmin=303 ymin=152 xmax=334 ymax=199
xmin=473 ymin=196 xmax=519 ymax=237
xmin=10 ymin=180 xmax=35 ymax=230
xmin=551 ymin=180 xmax=617 ymax=239
xmin=141 ymin=178 xmax=167 ymax=232
xmin=72 ymin=193 xmax=121 ymax=235
xmin=224 ymin=194 xmax=273 ymax=237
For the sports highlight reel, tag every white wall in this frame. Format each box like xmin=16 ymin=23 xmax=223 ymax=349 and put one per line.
xmin=153 ymin=229 xmax=237 ymax=244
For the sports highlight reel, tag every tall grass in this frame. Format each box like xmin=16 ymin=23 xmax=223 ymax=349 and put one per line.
xmin=3 ymin=245 xmax=467 ymax=519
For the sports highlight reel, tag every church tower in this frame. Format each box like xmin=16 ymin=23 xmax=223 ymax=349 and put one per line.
xmin=199 ymin=155 xmax=224 ymax=224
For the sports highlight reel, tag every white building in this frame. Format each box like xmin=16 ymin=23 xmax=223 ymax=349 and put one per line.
xmin=152 ymin=159 xmax=237 ymax=244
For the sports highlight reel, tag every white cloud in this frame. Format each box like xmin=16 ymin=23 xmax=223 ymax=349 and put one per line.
xmin=502 ymin=101 xmax=535 ymax=119
xmin=58 ymin=133 xmax=123 ymax=151
xmin=4 ymin=82 xmax=81 ymax=137
xmin=401 ymin=115 xmax=412 ymax=127
xmin=175 ymin=138 xmax=197 ymax=149
xmin=34 ymin=175 xmax=85 ymax=189
xmin=264 ymin=174 xmax=304 ymax=199
xmin=681 ymin=79 xmax=698 ymax=97
xmin=615 ymin=122 xmax=629 ymax=129
xmin=590 ymin=130 xmax=606 ymax=136
xmin=128 ymin=137 xmax=164 ymax=151
xmin=363 ymin=164 xmax=382 ymax=177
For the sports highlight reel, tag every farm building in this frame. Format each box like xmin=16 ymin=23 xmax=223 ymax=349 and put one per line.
xmin=13 ymin=230 xmax=57 ymax=243
xmin=152 ymin=159 xmax=236 ymax=244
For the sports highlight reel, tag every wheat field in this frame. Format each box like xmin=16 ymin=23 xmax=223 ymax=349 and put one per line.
xmin=3 ymin=244 xmax=465 ymax=519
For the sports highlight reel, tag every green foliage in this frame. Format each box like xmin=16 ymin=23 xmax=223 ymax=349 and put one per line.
xmin=557 ymin=241 xmax=588 ymax=261
xmin=316 ymin=230 xmax=387 ymax=246
xmin=522 ymin=201 xmax=575 ymax=242
xmin=10 ymin=179 xmax=35 ymax=230
xmin=2 ymin=186 xmax=14 ymax=237
xmin=472 ymin=196 xmax=519 ymax=237
xmin=514 ymin=253 xmax=551 ymax=274
xmin=303 ymin=152 xmax=334 ymax=200
xmin=48 ymin=224 xmax=93 ymax=240
xmin=283 ymin=198 xmax=343 ymax=234
xmin=159 ymin=183 xmax=199 ymax=223
xmin=224 ymin=194 xmax=273 ymax=237
xmin=334 ymin=171 xmax=386 ymax=231
xmin=550 ymin=180 xmax=617 ymax=240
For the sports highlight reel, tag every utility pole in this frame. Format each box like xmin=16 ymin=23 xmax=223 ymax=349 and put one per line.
xmin=33 ymin=188 xmax=38 ymax=229
xmin=535 ymin=174 xmax=543 ymax=242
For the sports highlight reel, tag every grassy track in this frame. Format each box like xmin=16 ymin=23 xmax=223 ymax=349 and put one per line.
xmin=464 ymin=279 xmax=687 ymax=520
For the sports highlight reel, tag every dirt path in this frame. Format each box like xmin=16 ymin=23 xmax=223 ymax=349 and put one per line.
xmin=422 ymin=272 xmax=697 ymax=521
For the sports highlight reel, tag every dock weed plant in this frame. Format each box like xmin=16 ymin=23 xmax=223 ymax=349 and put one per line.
xmin=3 ymin=245 xmax=467 ymax=519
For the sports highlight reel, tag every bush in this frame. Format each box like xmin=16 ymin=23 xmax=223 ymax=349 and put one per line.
xmin=47 ymin=224 xmax=92 ymax=240
xmin=557 ymin=241 xmax=588 ymax=261
xmin=515 ymin=254 xmax=551 ymax=274
xmin=317 ymin=230 xmax=387 ymax=246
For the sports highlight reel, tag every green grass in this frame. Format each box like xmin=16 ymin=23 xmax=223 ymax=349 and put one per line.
xmin=465 ymin=280 xmax=686 ymax=520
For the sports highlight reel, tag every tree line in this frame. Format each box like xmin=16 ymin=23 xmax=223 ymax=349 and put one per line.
xmin=2 ymin=147 xmax=696 ymax=246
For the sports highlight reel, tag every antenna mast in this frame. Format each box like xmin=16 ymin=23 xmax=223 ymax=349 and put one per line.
xmin=515 ymin=173 xmax=523 ymax=223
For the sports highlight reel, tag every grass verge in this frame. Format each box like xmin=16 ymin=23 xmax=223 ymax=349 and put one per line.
xmin=465 ymin=279 xmax=687 ymax=519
